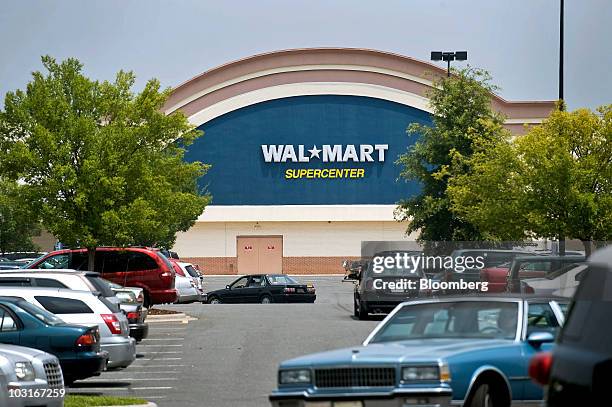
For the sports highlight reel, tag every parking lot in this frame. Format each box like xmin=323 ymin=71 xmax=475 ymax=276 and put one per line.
xmin=69 ymin=276 xmax=379 ymax=407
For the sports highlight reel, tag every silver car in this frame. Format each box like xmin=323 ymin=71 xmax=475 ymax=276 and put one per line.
xmin=0 ymin=344 xmax=64 ymax=407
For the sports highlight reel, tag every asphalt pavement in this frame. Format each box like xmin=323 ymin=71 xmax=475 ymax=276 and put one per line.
xmin=70 ymin=276 xmax=381 ymax=407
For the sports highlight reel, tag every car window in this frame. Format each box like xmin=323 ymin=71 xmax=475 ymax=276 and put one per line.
xmin=38 ymin=253 xmax=70 ymax=269
xmin=527 ymin=302 xmax=560 ymax=335
xmin=518 ymin=261 xmax=552 ymax=272
xmin=231 ymin=277 xmax=249 ymax=289
xmin=184 ymin=265 xmax=199 ymax=278
xmin=482 ymin=252 xmax=520 ymax=267
xmin=128 ymin=252 xmax=158 ymax=271
xmin=556 ymin=302 xmax=569 ymax=316
xmin=248 ymin=276 xmax=266 ymax=287
xmin=0 ymin=278 xmax=32 ymax=287
xmin=0 ymin=307 xmax=18 ymax=331
xmin=14 ymin=299 xmax=64 ymax=326
xmin=369 ymin=301 xmax=519 ymax=343
xmin=97 ymin=251 xmax=130 ymax=273
xmin=35 ymin=296 xmax=93 ymax=314
xmin=267 ymin=275 xmax=299 ymax=285
xmin=85 ymin=276 xmax=115 ymax=297
xmin=33 ymin=278 xmax=69 ymax=288
xmin=70 ymin=252 xmax=88 ymax=270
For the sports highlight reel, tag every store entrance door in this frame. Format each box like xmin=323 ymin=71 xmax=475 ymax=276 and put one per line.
xmin=237 ymin=236 xmax=283 ymax=274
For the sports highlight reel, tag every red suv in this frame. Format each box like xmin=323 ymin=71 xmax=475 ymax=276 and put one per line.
xmin=27 ymin=247 xmax=177 ymax=306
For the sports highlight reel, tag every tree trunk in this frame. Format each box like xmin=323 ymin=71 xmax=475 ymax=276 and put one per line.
xmin=558 ymin=233 xmax=566 ymax=256
xmin=87 ymin=247 xmax=96 ymax=272
xmin=582 ymin=240 xmax=593 ymax=258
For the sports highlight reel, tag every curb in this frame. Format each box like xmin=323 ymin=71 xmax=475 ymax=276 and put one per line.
xmin=147 ymin=312 xmax=187 ymax=319
xmin=100 ymin=403 xmax=157 ymax=407
xmin=145 ymin=312 xmax=196 ymax=324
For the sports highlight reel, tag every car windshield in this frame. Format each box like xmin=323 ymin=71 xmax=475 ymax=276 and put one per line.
xmin=15 ymin=298 xmax=64 ymax=326
xmin=268 ymin=275 xmax=298 ymax=285
xmin=368 ymin=301 xmax=519 ymax=343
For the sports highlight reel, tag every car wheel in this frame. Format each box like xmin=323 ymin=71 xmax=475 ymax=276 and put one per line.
xmin=208 ymin=296 xmax=221 ymax=304
xmin=355 ymin=298 xmax=368 ymax=320
xmin=260 ymin=295 xmax=273 ymax=304
xmin=469 ymin=382 xmax=502 ymax=407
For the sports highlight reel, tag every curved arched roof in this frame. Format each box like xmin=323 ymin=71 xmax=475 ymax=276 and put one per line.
xmin=164 ymin=48 xmax=555 ymax=133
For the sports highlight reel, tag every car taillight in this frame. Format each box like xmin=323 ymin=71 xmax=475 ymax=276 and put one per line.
xmin=283 ymin=287 xmax=296 ymax=293
xmin=101 ymin=314 xmax=122 ymax=335
xmin=126 ymin=311 xmax=140 ymax=321
xmin=75 ymin=330 xmax=98 ymax=348
xmin=529 ymin=351 xmax=553 ymax=386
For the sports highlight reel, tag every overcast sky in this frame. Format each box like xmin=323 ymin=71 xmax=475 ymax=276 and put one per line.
xmin=1 ymin=0 xmax=610 ymax=110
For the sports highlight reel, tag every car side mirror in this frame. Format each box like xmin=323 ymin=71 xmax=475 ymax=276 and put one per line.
xmin=226 ymin=285 xmax=230 ymax=289
xmin=527 ymin=331 xmax=554 ymax=347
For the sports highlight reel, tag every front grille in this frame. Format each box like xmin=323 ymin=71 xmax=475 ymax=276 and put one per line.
xmin=43 ymin=362 xmax=63 ymax=388
xmin=314 ymin=367 xmax=396 ymax=388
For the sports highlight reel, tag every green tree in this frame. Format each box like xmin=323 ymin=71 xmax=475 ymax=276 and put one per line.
xmin=0 ymin=179 xmax=40 ymax=254
xmin=0 ymin=56 xmax=210 ymax=269
xmin=395 ymin=67 xmax=507 ymax=247
xmin=449 ymin=103 xmax=612 ymax=256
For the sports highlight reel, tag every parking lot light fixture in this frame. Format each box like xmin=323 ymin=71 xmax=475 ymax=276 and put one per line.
xmin=431 ymin=51 xmax=468 ymax=77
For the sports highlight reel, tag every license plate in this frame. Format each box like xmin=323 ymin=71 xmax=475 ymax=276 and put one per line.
xmin=334 ymin=402 xmax=363 ymax=407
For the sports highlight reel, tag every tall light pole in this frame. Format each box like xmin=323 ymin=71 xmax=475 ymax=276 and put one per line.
xmin=431 ymin=51 xmax=468 ymax=77
xmin=559 ymin=0 xmax=564 ymax=102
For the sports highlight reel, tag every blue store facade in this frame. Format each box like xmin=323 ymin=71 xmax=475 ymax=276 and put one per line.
xmin=166 ymin=48 xmax=554 ymax=274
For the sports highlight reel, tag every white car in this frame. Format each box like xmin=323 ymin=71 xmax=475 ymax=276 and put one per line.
xmin=174 ymin=272 xmax=200 ymax=304
xmin=0 ymin=344 xmax=64 ymax=407
xmin=0 ymin=287 xmax=136 ymax=369
xmin=523 ymin=263 xmax=589 ymax=297
xmin=177 ymin=262 xmax=204 ymax=291
xmin=0 ymin=270 xmax=149 ymax=342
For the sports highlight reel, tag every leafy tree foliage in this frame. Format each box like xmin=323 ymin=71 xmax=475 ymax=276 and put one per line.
xmin=0 ymin=179 xmax=40 ymax=254
xmin=449 ymin=103 xmax=612 ymax=255
xmin=0 ymin=56 xmax=210 ymax=268
xmin=396 ymin=67 xmax=507 ymax=245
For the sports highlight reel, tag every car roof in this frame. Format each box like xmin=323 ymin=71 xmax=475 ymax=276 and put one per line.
xmin=452 ymin=249 xmax=535 ymax=253
xmin=0 ymin=286 xmax=97 ymax=298
xmin=0 ymin=269 xmax=100 ymax=277
xmin=399 ymin=293 xmax=570 ymax=306
xmin=513 ymin=255 xmax=585 ymax=261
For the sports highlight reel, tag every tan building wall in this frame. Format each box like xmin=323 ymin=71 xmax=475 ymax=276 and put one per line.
xmin=173 ymin=220 xmax=418 ymax=275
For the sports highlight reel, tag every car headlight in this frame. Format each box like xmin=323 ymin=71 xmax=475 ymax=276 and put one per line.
xmin=279 ymin=369 xmax=311 ymax=384
xmin=402 ymin=363 xmax=450 ymax=382
xmin=14 ymin=362 xmax=35 ymax=381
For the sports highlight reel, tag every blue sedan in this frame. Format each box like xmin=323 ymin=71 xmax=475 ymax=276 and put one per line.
xmin=270 ymin=295 xmax=567 ymax=407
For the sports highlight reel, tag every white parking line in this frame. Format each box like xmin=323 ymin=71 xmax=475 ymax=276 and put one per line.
xmin=139 ymin=351 xmax=183 ymax=354
xmin=134 ymin=357 xmax=182 ymax=361
xmin=131 ymin=387 xmax=174 ymax=390
xmin=126 ymin=364 xmax=186 ymax=368
xmin=138 ymin=344 xmax=183 ymax=347
xmin=85 ymin=378 xmax=178 ymax=382
xmin=141 ymin=338 xmax=185 ymax=341
xmin=68 ymin=387 xmax=172 ymax=391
